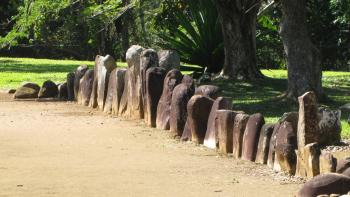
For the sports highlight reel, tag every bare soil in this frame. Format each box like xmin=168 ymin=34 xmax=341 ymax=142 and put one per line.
xmin=0 ymin=93 xmax=302 ymax=197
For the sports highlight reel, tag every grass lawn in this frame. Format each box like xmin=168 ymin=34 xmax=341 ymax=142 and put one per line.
xmin=0 ymin=57 xmax=349 ymax=138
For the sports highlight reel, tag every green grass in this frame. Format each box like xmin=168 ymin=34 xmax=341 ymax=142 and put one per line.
xmin=0 ymin=57 xmax=349 ymax=138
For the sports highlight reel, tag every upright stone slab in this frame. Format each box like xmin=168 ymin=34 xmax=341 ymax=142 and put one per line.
xmin=217 ymin=110 xmax=236 ymax=154
xmin=67 ymin=72 xmax=75 ymax=101
xmin=170 ymin=80 xmax=195 ymax=137
xmin=319 ymin=152 xmax=337 ymax=174
xmin=144 ymin=67 xmax=166 ymax=127
xmin=274 ymin=121 xmax=298 ymax=175
xmin=298 ymin=91 xmax=320 ymax=149
xmin=118 ymin=70 xmax=130 ymax=117
xmin=318 ymin=107 xmax=342 ymax=146
xmin=232 ymin=113 xmax=250 ymax=159
xmin=156 ymin=69 xmax=183 ymax=130
xmin=298 ymin=173 xmax=350 ymax=197
xmin=296 ymin=142 xmax=321 ymax=179
xmin=180 ymin=120 xmax=192 ymax=141
xmin=187 ymin=95 xmax=214 ymax=144
xmin=78 ymin=69 xmax=94 ymax=106
xmin=255 ymin=124 xmax=275 ymax=164
xmin=89 ymin=55 xmax=116 ymax=110
xmin=74 ymin=65 xmax=88 ymax=99
xmin=58 ymin=82 xmax=68 ymax=100
xmin=241 ymin=113 xmax=265 ymax=162
xmin=104 ymin=68 xmax=126 ymax=114
xmin=124 ymin=45 xmax=145 ymax=119
xmin=204 ymin=97 xmax=232 ymax=149
xmin=158 ymin=50 xmax=180 ymax=71
xmin=195 ymin=85 xmax=220 ymax=99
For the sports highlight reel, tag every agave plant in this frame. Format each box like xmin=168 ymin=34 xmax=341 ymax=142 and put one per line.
xmin=157 ymin=0 xmax=224 ymax=73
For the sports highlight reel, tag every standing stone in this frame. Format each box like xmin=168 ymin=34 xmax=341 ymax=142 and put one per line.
xmin=187 ymin=95 xmax=214 ymax=144
xmin=78 ymin=69 xmax=94 ymax=106
xmin=38 ymin=80 xmax=58 ymax=98
xmin=104 ymin=68 xmax=126 ymax=114
xmin=204 ymin=97 xmax=232 ymax=149
xmin=14 ymin=82 xmax=40 ymax=99
xmin=58 ymin=82 xmax=68 ymax=100
xmin=232 ymin=113 xmax=250 ymax=159
xmin=74 ymin=65 xmax=88 ymax=99
xmin=296 ymin=142 xmax=321 ymax=179
xmin=318 ymin=107 xmax=342 ymax=146
xmin=67 ymin=72 xmax=75 ymax=101
xmin=158 ymin=50 xmax=180 ymax=71
xmin=170 ymin=80 xmax=195 ymax=137
xmin=144 ymin=67 xmax=166 ymax=127
xmin=156 ymin=69 xmax=183 ymax=130
xmin=180 ymin=120 xmax=192 ymax=141
xmin=195 ymin=85 xmax=220 ymax=99
xmin=123 ymin=45 xmax=145 ymax=119
xmin=89 ymin=55 xmax=116 ymax=110
xmin=298 ymin=173 xmax=350 ymax=197
xmin=298 ymin=91 xmax=320 ymax=149
xmin=336 ymin=158 xmax=350 ymax=174
xmin=319 ymin=152 xmax=337 ymax=174
xmin=118 ymin=70 xmax=130 ymax=117
xmin=241 ymin=113 xmax=265 ymax=162
xmin=255 ymin=124 xmax=275 ymax=164
xmin=217 ymin=110 xmax=236 ymax=154
xmin=274 ymin=121 xmax=298 ymax=174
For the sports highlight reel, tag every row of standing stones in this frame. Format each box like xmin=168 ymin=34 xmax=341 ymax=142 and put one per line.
xmin=12 ymin=45 xmax=350 ymax=196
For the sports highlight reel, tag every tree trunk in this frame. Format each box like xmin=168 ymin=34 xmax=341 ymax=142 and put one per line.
xmin=121 ymin=0 xmax=130 ymax=61
xmin=215 ymin=0 xmax=264 ymax=80
xmin=280 ymin=0 xmax=324 ymax=100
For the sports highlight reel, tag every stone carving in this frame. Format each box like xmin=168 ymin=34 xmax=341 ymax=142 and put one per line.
xmin=158 ymin=50 xmax=180 ymax=71
xmin=195 ymin=85 xmax=220 ymax=99
xmin=318 ymin=107 xmax=342 ymax=146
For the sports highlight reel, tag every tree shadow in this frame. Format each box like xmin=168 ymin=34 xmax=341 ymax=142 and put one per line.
xmin=0 ymin=60 xmax=82 ymax=73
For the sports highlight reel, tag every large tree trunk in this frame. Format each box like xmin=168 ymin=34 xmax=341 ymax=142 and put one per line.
xmin=121 ymin=0 xmax=130 ymax=61
xmin=280 ymin=0 xmax=324 ymax=100
xmin=215 ymin=0 xmax=264 ymax=80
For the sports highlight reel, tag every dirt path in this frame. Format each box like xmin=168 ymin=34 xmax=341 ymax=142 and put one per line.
xmin=0 ymin=93 xmax=302 ymax=197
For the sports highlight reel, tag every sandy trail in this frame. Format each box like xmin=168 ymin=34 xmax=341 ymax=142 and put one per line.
xmin=0 ymin=93 xmax=301 ymax=197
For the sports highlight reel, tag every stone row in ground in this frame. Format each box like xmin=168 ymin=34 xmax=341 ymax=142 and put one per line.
xmin=12 ymin=45 xmax=350 ymax=196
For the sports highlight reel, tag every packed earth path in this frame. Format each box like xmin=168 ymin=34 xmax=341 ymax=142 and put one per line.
xmin=0 ymin=92 xmax=302 ymax=197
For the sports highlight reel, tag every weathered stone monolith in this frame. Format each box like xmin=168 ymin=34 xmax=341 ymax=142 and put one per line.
xmin=14 ymin=82 xmax=40 ymax=99
xmin=204 ymin=97 xmax=232 ymax=149
xmin=58 ymin=82 xmax=68 ymax=100
xmin=170 ymin=78 xmax=195 ymax=137
xmin=74 ymin=65 xmax=88 ymax=99
xmin=38 ymin=80 xmax=58 ymax=98
xmin=296 ymin=142 xmax=321 ymax=178
xmin=118 ymin=70 xmax=129 ymax=117
xmin=158 ymin=50 xmax=180 ymax=71
xmin=195 ymin=85 xmax=220 ymax=99
xmin=144 ymin=67 xmax=166 ymax=127
xmin=232 ymin=113 xmax=250 ymax=159
xmin=298 ymin=91 xmax=320 ymax=149
xmin=67 ymin=72 xmax=75 ymax=101
xmin=336 ymin=158 xmax=350 ymax=174
xmin=255 ymin=124 xmax=275 ymax=164
xmin=89 ymin=55 xmax=116 ymax=110
xmin=187 ymin=95 xmax=214 ymax=144
xmin=78 ymin=69 xmax=94 ymax=106
xmin=217 ymin=110 xmax=236 ymax=154
xmin=298 ymin=173 xmax=350 ymax=197
xmin=319 ymin=152 xmax=337 ymax=174
xmin=104 ymin=68 xmax=126 ymax=114
xmin=156 ymin=69 xmax=183 ymax=130
xmin=242 ymin=113 xmax=265 ymax=161
xmin=318 ymin=107 xmax=342 ymax=146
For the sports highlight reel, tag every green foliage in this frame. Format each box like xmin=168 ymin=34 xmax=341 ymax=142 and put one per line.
xmin=156 ymin=0 xmax=224 ymax=73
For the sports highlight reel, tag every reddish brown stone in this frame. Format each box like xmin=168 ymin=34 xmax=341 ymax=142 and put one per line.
xmin=104 ymin=68 xmax=127 ymax=114
xmin=144 ymin=67 xmax=166 ymax=127
xmin=255 ymin=124 xmax=275 ymax=164
xmin=77 ymin=69 xmax=94 ymax=106
xmin=232 ymin=113 xmax=249 ymax=159
xmin=241 ymin=113 xmax=265 ymax=161
xmin=217 ymin=110 xmax=236 ymax=154
xmin=195 ymin=85 xmax=220 ymax=99
xmin=156 ymin=69 xmax=183 ymax=130
xmin=204 ymin=97 xmax=232 ymax=149
xmin=187 ymin=95 xmax=214 ymax=144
